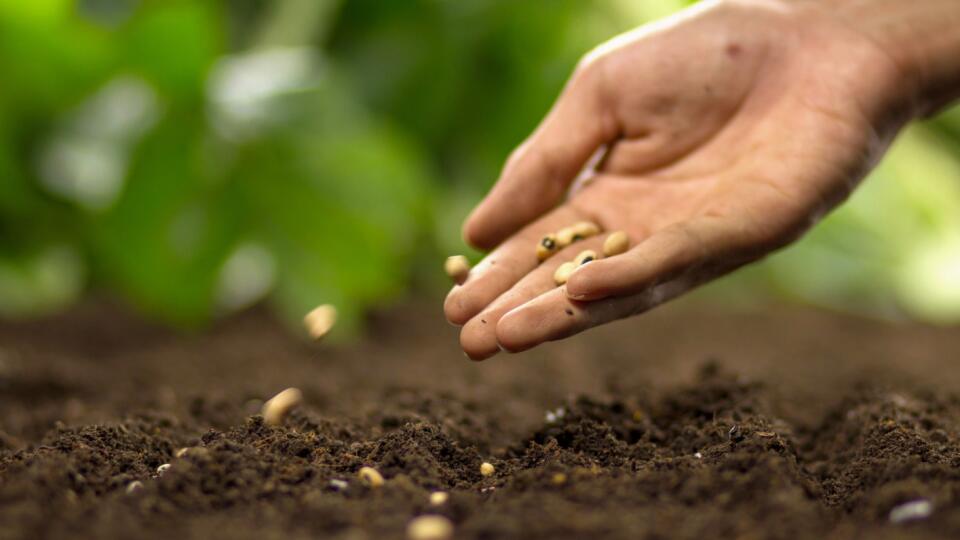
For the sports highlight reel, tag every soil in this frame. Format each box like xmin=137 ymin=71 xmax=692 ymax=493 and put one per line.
xmin=3 ymin=298 xmax=960 ymax=539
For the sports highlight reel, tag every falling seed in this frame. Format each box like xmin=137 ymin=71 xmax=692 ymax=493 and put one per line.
xmin=889 ymin=499 xmax=933 ymax=524
xmin=303 ymin=304 xmax=337 ymax=340
xmin=406 ymin=515 xmax=454 ymax=540
xmin=573 ymin=250 xmax=597 ymax=266
xmin=156 ymin=464 xmax=171 ymax=476
xmin=125 ymin=481 xmax=143 ymax=494
xmin=261 ymin=387 xmax=303 ymax=426
xmin=553 ymin=261 xmax=577 ymax=286
xmin=429 ymin=491 xmax=449 ymax=506
xmin=537 ymin=234 xmax=559 ymax=261
xmin=443 ymin=255 xmax=471 ymax=285
xmin=358 ymin=466 xmax=385 ymax=487
xmin=480 ymin=462 xmax=495 ymax=477
xmin=602 ymin=231 xmax=629 ymax=257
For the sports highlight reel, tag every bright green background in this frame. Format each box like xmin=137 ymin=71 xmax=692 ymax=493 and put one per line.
xmin=2 ymin=0 xmax=959 ymax=336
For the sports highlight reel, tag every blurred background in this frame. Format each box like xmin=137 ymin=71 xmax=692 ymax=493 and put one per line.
xmin=2 ymin=0 xmax=960 ymax=338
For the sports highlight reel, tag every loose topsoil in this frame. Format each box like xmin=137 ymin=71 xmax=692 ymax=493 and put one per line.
xmin=3 ymin=298 xmax=960 ymax=539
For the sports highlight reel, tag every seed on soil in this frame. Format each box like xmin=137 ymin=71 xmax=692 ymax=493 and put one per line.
xmin=573 ymin=250 xmax=597 ymax=266
xmin=728 ymin=425 xmax=744 ymax=442
xmin=551 ymin=473 xmax=567 ymax=485
xmin=694 ymin=452 xmax=703 ymax=459
xmin=428 ymin=491 xmax=449 ymax=506
xmin=303 ymin=304 xmax=337 ymax=340
xmin=537 ymin=234 xmax=559 ymax=261
xmin=602 ymin=231 xmax=629 ymax=257
xmin=328 ymin=479 xmax=348 ymax=491
xmin=261 ymin=387 xmax=303 ymax=426
xmin=480 ymin=462 xmax=495 ymax=477
xmin=889 ymin=499 xmax=933 ymax=524
xmin=406 ymin=515 xmax=454 ymax=540
xmin=358 ymin=466 xmax=384 ymax=487
xmin=443 ymin=255 xmax=470 ymax=285
xmin=553 ymin=261 xmax=576 ymax=285
xmin=125 ymin=481 xmax=143 ymax=494
xmin=156 ymin=464 xmax=171 ymax=476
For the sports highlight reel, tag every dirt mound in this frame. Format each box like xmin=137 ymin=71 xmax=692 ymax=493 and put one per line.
xmin=2 ymin=301 xmax=960 ymax=539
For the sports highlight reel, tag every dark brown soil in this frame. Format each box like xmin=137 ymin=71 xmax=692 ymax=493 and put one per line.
xmin=3 ymin=298 xmax=960 ymax=539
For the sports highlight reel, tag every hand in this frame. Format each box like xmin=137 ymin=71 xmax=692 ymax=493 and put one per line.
xmin=445 ymin=0 xmax=918 ymax=360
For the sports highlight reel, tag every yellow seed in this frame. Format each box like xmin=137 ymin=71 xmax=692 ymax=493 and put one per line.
xmin=602 ymin=231 xmax=629 ymax=257
xmin=555 ymin=227 xmax=577 ymax=248
xmin=480 ymin=462 xmax=495 ymax=477
xmin=406 ymin=515 xmax=454 ymax=540
xmin=551 ymin=472 xmax=567 ymax=485
xmin=175 ymin=448 xmax=189 ymax=458
xmin=261 ymin=387 xmax=303 ymax=426
xmin=443 ymin=255 xmax=470 ymax=285
xmin=126 ymin=481 xmax=143 ymax=494
xmin=573 ymin=250 xmax=597 ymax=266
xmin=553 ymin=261 xmax=576 ymax=286
xmin=429 ymin=491 xmax=449 ymax=506
xmin=303 ymin=304 xmax=337 ymax=340
xmin=536 ymin=234 xmax=559 ymax=261
xmin=572 ymin=221 xmax=601 ymax=238
xmin=358 ymin=466 xmax=384 ymax=487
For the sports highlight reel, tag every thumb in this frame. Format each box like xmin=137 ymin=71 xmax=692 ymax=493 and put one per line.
xmin=463 ymin=63 xmax=616 ymax=250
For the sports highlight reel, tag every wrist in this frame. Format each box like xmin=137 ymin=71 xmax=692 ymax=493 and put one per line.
xmin=827 ymin=0 xmax=960 ymax=117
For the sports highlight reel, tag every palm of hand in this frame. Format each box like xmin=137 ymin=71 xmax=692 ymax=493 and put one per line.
xmin=446 ymin=0 xmax=910 ymax=360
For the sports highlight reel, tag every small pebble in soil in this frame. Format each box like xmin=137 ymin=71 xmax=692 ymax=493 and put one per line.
xmin=358 ymin=466 xmax=385 ymax=487
xmin=125 ymin=481 xmax=143 ymax=494
xmin=480 ymin=462 xmax=495 ymax=477
xmin=406 ymin=515 xmax=454 ymax=540
xmin=328 ymin=479 xmax=348 ymax=491
xmin=443 ymin=255 xmax=470 ymax=285
xmin=156 ymin=464 xmax=171 ymax=476
xmin=261 ymin=387 xmax=303 ymax=426
xmin=602 ymin=230 xmax=629 ymax=256
xmin=428 ymin=491 xmax=449 ymax=506
xmin=889 ymin=499 xmax=933 ymax=524
xmin=303 ymin=304 xmax=337 ymax=340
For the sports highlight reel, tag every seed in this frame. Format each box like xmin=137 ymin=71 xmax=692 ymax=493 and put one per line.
xmin=156 ymin=464 xmax=171 ymax=476
xmin=175 ymin=447 xmax=189 ymax=458
xmin=303 ymin=304 xmax=337 ymax=340
xmin=555 ymin=227 xmax=579 ymax=248
xmin=429 ymin=491 xmax=449 ymax=506
xmin=358 ymin=466 xmax=384 ymax=487
xmin=406 ymin=515 xmax=454 ymax=540
xmin=480 ymin=462 xmax=495 ymax=477
xmin=261 ymin=387 xmax=303 ymax=426
xmin=443 ymin=255 xmax=470 ymax=285
xmin=572 ymin=221 xmax=601 ymax=238
xmin=551 ymin=472 xmax=567 ymax=485
xmin=125 ymin=481 xmax=143 ymax=494
xmin=329 ymin=479 xmax=348 ymax=491
xmin=536 ymin=234 xmax=559 ymax=261
xmin=602 ymin=231 xmax=629 ymax=257
xmin=553 ymin=261 xmax=576 ymax=286
xmin=573 ymin=250 xmax=597 ymax=266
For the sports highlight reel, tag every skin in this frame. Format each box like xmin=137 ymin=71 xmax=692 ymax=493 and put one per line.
xmin=445 ymin=0 xmax=960 ymax=360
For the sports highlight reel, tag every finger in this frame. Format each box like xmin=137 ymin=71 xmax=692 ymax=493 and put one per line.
xmin=462 ymin=63 xmax=617 ymax=250
xmin=565 ymin=216 xmax=744 ymax=302
xmin=459 ymin=236 xmax=607 ymax=360
xmin=444 ymin=204 xmax=590 ymax=326
xmin=496 ymin=275 xmax=697 ymax=354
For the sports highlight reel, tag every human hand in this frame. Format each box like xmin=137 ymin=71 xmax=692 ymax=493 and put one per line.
xmin=444 ymin=0 xmax=922 ymax=360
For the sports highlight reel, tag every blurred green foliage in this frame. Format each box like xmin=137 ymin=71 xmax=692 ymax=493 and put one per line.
xmin=0 ymin=0 xmax=959 ymax=334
